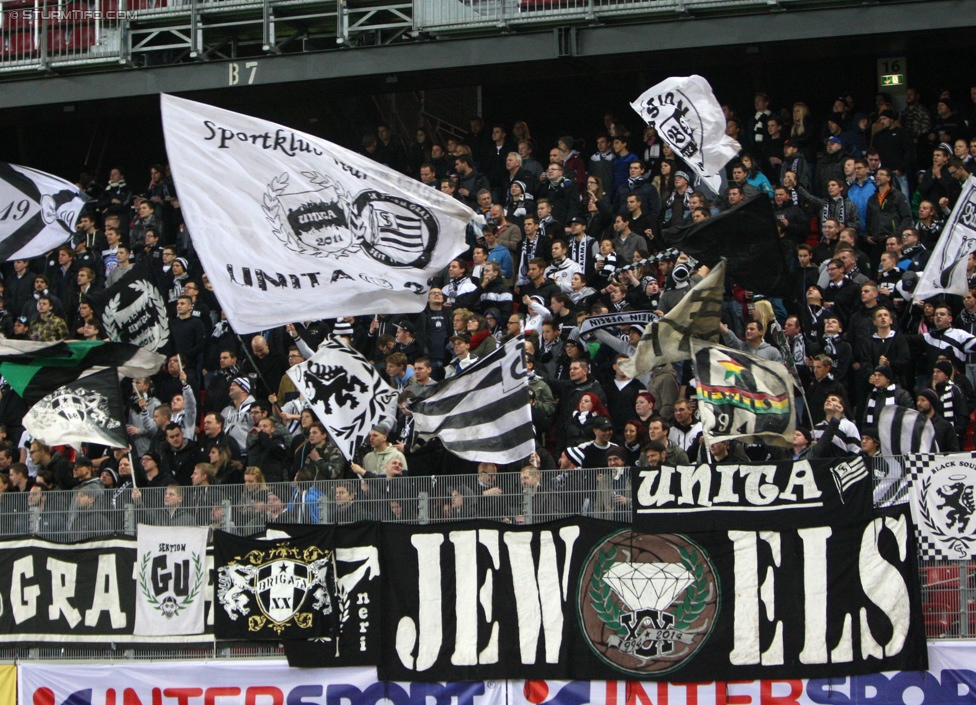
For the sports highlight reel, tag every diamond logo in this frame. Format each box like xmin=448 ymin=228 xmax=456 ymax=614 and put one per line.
xmin=603 ymin=562 xmax=695 ymax=612
xmin=577 ymin=530 xmax=719 ymax=676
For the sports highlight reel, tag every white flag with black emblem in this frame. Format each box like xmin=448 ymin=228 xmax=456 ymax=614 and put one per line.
xmin=631 ymin=76 xmax=741 ymax=192
xmin=0 ymin=162 xmax=88 ymax=261
xmin=135 ymin=524 xmax=209 ymax=636
xmin=914 ymin=175 xmax=976 ymax=300
xmin=286 ymin=336 xmax=398 ymax=462
xmin=161 ymin=95 xmax=475 ymax=333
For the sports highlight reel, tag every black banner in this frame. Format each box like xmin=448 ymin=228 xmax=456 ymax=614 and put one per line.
xmin=214 ymin=527 xmax=338 ymax=640
xmin=279 ymin=523 xmax=382 ymax=667
xmin=633 ymin=457 xmax=874 ymax=532
xmin=0 ymin=536 xmax=214 ymax=645
xmin=378 ymin=508 xmax=926 ymax=682
xmin=87 ymin=259 xmax=172 ymax=354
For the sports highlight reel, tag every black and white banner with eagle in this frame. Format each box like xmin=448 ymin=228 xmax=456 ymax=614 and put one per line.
xmin=0 ymin=162 xmax=88 ymax=262
xmin=286 ymin=336 xmax=398 ymax=462
xmin=160 ymin=95 xmax=475 ymax=334
xmin=87 ymin=260 xmax=171 ymax=353
xmin=23 ymin=367 xmax=128 ymax=449
xmin=630 ymin=76 xmax=741 ymax=194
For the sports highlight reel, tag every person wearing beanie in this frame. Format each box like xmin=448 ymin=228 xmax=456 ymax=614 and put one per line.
xmin=917 ymin=389 xmax=959 ymax=452
xmin=860 ymin=428 xmax=883 ymax=457
xmin=220 ymin=376 xmax=256 ymax=448
xmin=558 ymin=444 xmax=586 ymax=470
xmin=860 ymin=364 xmax=913 ymax=428
xmin=931 ymin=358 xmax=969 ymax=447
xmin=792 ymin=428 xmax=813 ymax=460
xmin=596 ymin=445 xmax=631 ymax=522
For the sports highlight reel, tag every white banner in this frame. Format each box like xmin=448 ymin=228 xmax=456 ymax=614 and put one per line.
xmin=630 ymin=76 xmax=740 ymax=192
xmin=20 ymin=660 xmax=508 ymax=705
xmin=0 ymin=162 xmax=87 ymax=262
xmin=161 ymin=94 xmax=474 ymax=333
xmin=135 ymin=524 xmax=209 ymax=636
xmin=909 ymin=453 xmax=976 ymax=561
xmin=916 ymin=175 xmax=976 ymax=300
xmin=286 ymin=336 xmax=398 ymax=462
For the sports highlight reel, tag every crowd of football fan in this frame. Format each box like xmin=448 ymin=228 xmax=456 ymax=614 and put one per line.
xmin=0 ymin=84 xmax=975 ymax=534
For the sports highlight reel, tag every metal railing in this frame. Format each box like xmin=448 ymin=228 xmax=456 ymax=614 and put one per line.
xmin=0 ymin=0 xmax=868 ymax=75
xmin=0 ymin=0 xmax=123 ymax=72
xmin=1 ymin=459 xmax=973 ymax=662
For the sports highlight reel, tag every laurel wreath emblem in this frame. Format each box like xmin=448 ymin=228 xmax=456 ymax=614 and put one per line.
xmin=263 ymin=171 xmax=363 ymax=258
xmin=589 ymin=547 xmax=627 ymax=637
xmin=919 ymin=475 xmax=976 ymax=551
xmin=139 ymin=551 xmax=204 ymax=618
xmin=672 ymin=545 xmax=708 ymax=631
xmin=589 ymin=542 xmax=709 ymax=636
xmin=102 ymin=294 xmax=121 ymax=340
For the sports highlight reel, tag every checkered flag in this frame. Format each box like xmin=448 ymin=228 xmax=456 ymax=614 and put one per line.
xmin=904 ymin=453 xmax=976 ymax=563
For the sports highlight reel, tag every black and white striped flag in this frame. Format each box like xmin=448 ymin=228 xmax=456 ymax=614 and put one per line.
xmin=409 ymin=336 xmax=534 ymax=464
xmin=0 ymin=163 xmax=88 ymax=261
xmin=879 ymin=405 xmax=937 ymax=456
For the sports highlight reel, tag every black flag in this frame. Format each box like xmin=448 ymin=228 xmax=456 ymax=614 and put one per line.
xmin=663 ymin=195 xmax=788 ymax=297
xmin=22 ymin=367 xmax=128 ymax=449
xmin=87 ymin=260 xmax=172 ymax=354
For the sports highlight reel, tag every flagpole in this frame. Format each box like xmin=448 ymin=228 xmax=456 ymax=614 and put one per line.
xmin=128 ymin=448 xmax=138 ymax=489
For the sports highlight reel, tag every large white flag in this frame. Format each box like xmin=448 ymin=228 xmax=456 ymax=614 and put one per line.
xmin=915 ymin=175 xmax=976 ymax=300
xmin=160 ymin=95 xmax=475 ymax=333
xmin=287 ymin=336 xmax=398 ymax=461
xmin=0 ymin=162 xmax=88 ymax=262
xmin=135 ymin=524 xmax=209 ymax=636
xmin=631 ymin=76 xmax=741 ymax=191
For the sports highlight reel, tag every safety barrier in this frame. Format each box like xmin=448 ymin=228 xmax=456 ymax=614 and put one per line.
xmin=0 ymin=459 xmax=972 ymax=662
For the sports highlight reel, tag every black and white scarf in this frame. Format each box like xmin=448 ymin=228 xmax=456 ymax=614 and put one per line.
xmin=863 ymin=383 xmax=897 ymax=427
xmin=519 ymin=235 xmax=542 ymax=284
xmin=823 ymin=334 xmax=841 ymax=358
xmin=570 ymin=236 xmax=594 ymax=273
xmin=823 ymin=197 xmax=845 ymax=228
xmin=938 ymin=382 xmax=956 ymax=419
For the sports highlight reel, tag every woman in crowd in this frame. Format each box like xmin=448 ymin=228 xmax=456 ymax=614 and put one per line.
xmin=790 ymin=102 xmax=818 ymax=163
xmin=621 ymin=419 xmax=649 ymax=464
xmin=741 ymin=153 xmax=774 ymax=199
xmin=211 ymin=444 xmax=244 ymax=485
xmin=565 ymin=391 xmax=612 ymax=447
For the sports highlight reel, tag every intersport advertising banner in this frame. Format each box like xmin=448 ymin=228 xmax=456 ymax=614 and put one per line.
xmin=19 ymin=661 xmax=505 ymax=705
xmin=17 ymin=642 xmax=976 ymax=705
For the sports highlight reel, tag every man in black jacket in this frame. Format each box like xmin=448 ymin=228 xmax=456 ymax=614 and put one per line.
xmin=917 ymin=389 xmax=959 ymax=452
xmin=160 ymin=423 xmax=204 ymax=486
